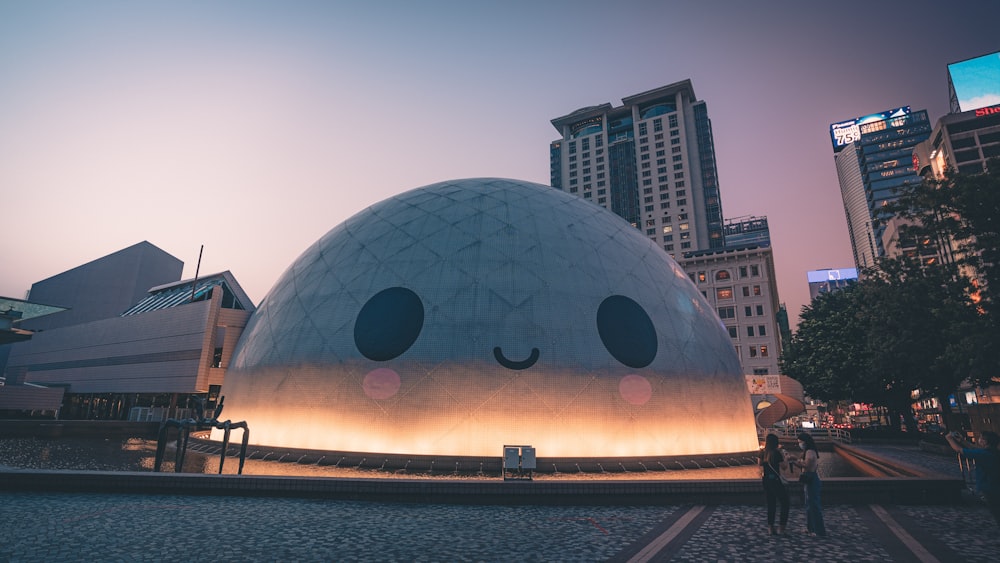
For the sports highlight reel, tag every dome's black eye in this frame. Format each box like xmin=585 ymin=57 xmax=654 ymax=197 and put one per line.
xmin=597 ymin=295 xmax=657 ymax=368
xmin=354 ymin=287 xmax=424 ymax=361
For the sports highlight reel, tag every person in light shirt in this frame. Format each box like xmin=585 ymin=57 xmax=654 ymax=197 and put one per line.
xmin=787 ymin=432 xmax=826 ymax=537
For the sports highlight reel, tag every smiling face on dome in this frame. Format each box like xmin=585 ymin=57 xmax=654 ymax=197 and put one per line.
xmin=216 ymin=178 xmax=758 ymax=458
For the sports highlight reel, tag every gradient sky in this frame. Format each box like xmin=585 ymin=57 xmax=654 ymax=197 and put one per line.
xmin=1 ymin=1 xmax=998 ymax=330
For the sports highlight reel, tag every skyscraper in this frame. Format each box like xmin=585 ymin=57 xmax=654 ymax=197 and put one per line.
xmin=550 ymin=81 xmax=784 ymax=378
xmin=829 ymin=107 xmax=932 ymax=270
xmin=550 ymin=80 xmax=725 ymax=259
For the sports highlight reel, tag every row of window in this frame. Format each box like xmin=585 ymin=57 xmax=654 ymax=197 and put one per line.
xmin=725 ymin=325 xmax=769 ymax=338
xmin=745 ymin=345 xmax=769 ymax=358
xmin=718 ymin=304 xmax=766 ymax=318
xmin=692 ymin=265 xmax=761 ymax=284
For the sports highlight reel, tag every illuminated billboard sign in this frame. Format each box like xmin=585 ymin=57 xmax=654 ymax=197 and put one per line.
xmin=807 ymin=268 xmax=858 ymax=283
xmin=948 ymin=51 xmax=1000 ymax=113
xmin=829 ymin=106 xmax=910 ymax=151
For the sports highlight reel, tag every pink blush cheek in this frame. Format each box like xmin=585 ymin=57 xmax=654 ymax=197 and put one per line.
xmin=363 ymin=368 xmax=401 ymax=400
xmin=619 ymin=374 xmax=652 ymax=405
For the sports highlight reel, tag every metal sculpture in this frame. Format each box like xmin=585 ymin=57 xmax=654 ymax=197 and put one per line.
xmin=153 ymin=396 xmax=250 ymax=474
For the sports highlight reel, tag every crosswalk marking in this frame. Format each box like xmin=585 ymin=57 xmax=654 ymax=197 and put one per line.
xmin=627 ymin=505 xmax=705 ymax=563
xmin=870 ymin=504 xmax=940 ymax=563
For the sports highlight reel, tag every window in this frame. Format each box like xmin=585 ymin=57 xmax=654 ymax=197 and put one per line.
xmin=676 ymin=199 xmax=687 ymax=206
xmin=751 ymin=265 xmax=760 ymax=276
xmin=665 ymin=244 xmax=674 ymax=251
xmin=739 ymin=266 xmax=748 ymax=278
xmin=753 ymin=285 xmax=761 ymax=296
xmin=598 ymin=197 xmax=606 ymax=204
xmin=728 ymin=326 xmax=738 ymax=338
xmin=639 ymin=123 xmax=648 ymax=135
xmin=753 ymin=368 xmax=769 ymax=375
xmin=756 ymin=305 xmax=764 ymax=316
xmin=669 ymin=115 xmax=678 ymax=128
xmin=749 ymin=346 xmax=758 ymax=358
xmin=679 ymin=222 xmax=689 ymax=231
xmin=645 ymin=204 xmax=654 ymax=212
xmin=746 ymin=326 xmax=755 ymax=337
xmin=744 ymin=306 xmax=752 ymax=317
xmin=660 ymin=203 xmax=670 ymax=209
xmin=758 ymin=325 xmax=766 ymax=336
xmin=715 ymin=270 xmax=730 ymax=281
xmin=681 ymin=242 xmax=691 ymax=248
xmin=760 ymin=345 xmax=769 ymax=357
xmin=663 ymin=234 xmax=672 ymax=241
xmin=718 ymin=306 xmax=735 ymax=319
xmin=697 ymin=271 xmax=707 ymax=282
xmin=662 ymin=225 xmax=673 ymax=233
xmin=742 ymin=286 xmax=750 ymax=297
xmin=646 ymin=228 xmax=656 ymax=235
xmin=717 ymin=287 xmax=733 ymax=300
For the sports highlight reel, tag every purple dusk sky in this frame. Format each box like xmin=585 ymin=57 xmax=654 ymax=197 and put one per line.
xmin=1 ymin=1 xmax=997 ymax=330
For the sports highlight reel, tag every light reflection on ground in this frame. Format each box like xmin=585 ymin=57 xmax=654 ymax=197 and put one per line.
xmin=0 ymin=437 xmax=859 ymax=480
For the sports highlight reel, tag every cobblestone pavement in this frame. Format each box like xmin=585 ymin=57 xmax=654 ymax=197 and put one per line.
xmin=1 ymin=492 xmax=998 ymax=562
xmin=2 ymin=444 xmax=997 ymax=562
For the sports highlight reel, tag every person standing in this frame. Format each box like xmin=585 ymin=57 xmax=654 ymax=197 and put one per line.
xmin=789 ymin=432 xmax=826 ymax=537
xmin=759 ymin=433 xmax=790 ymax=535
xmin=946 ymin=430 xmax=1000 ymax=526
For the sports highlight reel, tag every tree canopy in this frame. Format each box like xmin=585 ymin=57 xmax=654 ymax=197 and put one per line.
xmin=780 ymin=160 xmax=999 ymax=430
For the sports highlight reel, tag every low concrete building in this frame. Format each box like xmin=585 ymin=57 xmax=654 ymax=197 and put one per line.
xmin=3 ymin=248 xmax=255 ymax=419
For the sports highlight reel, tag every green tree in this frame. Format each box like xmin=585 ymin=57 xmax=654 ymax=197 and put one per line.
xmin=781 ymin=256 xmax=981 ymax=431
xmin=886 ymin=159 xmax=1000 ymax=388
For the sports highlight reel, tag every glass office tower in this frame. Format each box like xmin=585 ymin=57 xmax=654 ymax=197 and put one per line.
xmin=829 ymin=107 xmax=931 ymax=269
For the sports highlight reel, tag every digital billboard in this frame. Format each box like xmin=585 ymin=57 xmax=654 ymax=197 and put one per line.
xmin=807 ymin=268 xmax=858 ymax=283
xmin=948 ymin=51 xmax=1000 ymax=113
xmin=829 ymin=107 xmax=911 ymax=151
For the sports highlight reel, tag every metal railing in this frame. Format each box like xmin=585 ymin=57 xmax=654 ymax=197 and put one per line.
xmin=758 ymin=426 xmax=852 ymax=444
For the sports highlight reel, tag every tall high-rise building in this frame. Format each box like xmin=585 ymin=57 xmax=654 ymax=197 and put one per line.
xmin=550 ymin=80 xmax=725 ymax=260
xmin=550 ymin=81 xmax=784 ymax=378
xmin=829 ymin=107 xmax=932 ymax=270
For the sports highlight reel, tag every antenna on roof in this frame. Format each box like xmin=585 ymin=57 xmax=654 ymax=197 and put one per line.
xmin=190 ymin=245 xmax=204 ymax=303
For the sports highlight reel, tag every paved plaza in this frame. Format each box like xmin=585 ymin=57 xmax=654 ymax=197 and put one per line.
xmin=1 ymin=443 xmax=998 ymax=562
xmin=1 ymin=491 xmax=998 ymax=562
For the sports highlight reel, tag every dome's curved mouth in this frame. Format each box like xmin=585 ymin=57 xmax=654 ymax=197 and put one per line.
xmin=493 ymin=346 xmax=539 ymax=370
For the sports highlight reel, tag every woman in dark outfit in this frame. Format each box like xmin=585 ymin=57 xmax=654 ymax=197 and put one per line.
xmin=759 ymin=433 xmax=790 ymax=535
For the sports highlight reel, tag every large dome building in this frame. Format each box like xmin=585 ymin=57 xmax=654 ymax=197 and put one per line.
xmin=215 ymin=178 xmax=757 ymax=460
